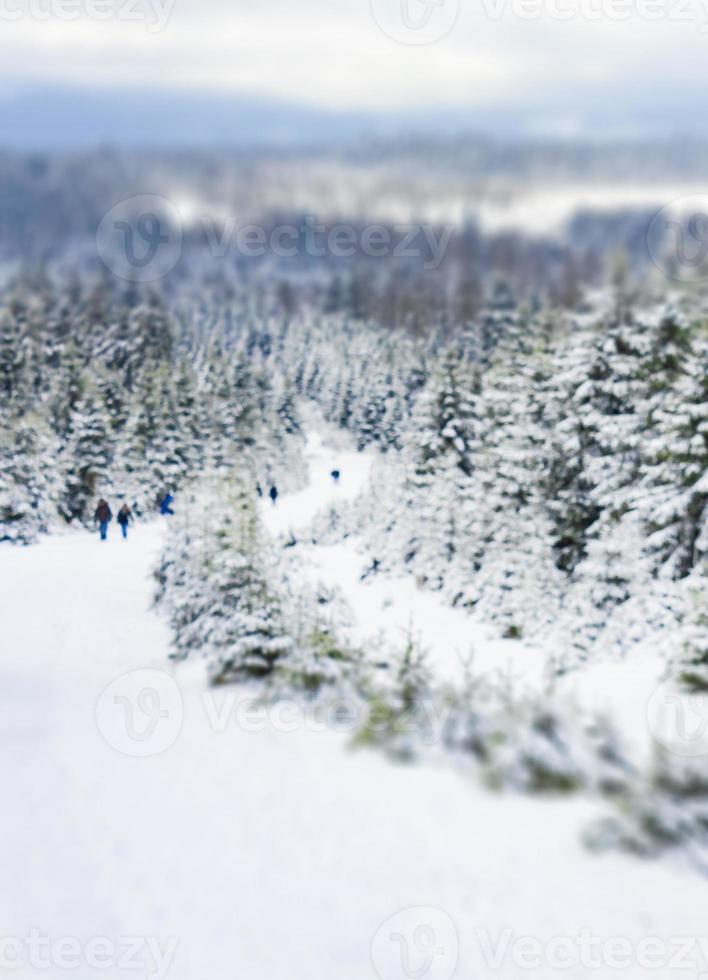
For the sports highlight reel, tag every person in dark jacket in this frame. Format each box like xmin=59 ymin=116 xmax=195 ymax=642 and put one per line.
xmin=117 ymin=504 xmax=132 ymax=540
xmin=331 ymin=469 xmax=341 ymax=483
xmin=94 ymin=499 xmax=112 ymax=541
xmin=269 ymin=486 xmax=278 ymax=506
xmin=159 ymin=492 xmax=175 ymax=516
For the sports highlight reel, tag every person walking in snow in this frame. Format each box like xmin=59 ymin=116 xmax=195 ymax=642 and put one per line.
xmin=94 ymin=499 xmax=112 ymax=541
xmin=159 ymin=492 xmax=175 ymax=516
xmin=331 ymin=469 xmax=341 ymax=483
xmin=269 ymin=485 xmax=279 ymax=506
xmin=116 ymin=503 xmax=132 ymax=540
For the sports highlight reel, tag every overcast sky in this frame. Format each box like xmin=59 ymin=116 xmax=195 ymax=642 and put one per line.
xmin=0 ymin=0 xmax=706 ymax=134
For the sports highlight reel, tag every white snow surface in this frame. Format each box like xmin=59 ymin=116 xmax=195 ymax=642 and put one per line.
xmin=3 ymin=432 xmax=708 ymax=980
xmin=261 ymin=429 xmax=372 ymax=536
xmin=261 ymin=430 xmax=549 ymax=691
xmin=261 ymin=430 xmax=666 ymax=763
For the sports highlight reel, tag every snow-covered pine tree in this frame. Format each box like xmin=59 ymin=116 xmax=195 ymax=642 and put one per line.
xmin=636 ymin=316 xmax=708 ymax=579
xmin=158 ymin=478 xmax=293 ymax=682
xmin=0 ymin=412 xmax=55 ymax=543
xmin=59 ymin=390 xmax=115 ymax=523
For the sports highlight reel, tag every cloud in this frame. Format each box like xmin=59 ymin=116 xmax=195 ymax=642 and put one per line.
xmin=0 ymin=0 xmax=705 ymax=117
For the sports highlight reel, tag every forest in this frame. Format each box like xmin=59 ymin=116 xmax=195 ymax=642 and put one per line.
xmin=2 ymin=167 xmax=706 ymax=866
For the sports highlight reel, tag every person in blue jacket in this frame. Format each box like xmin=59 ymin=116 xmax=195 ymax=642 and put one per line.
xmin=159 ymin=492 xmax=175 ymax=516
xmin=117 ymin=503 xmax=132 ymax=540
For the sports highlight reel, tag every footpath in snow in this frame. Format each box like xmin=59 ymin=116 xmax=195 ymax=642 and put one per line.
xmin=2 ymin=433 xmax=707 ymax=979
xmin=261 ymin=430 xmax=549 ymax=690
xmin=261 ymin=429 xmax=660 ymax=760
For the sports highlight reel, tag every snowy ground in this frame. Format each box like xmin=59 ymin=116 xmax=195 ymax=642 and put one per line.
xmin=3 ymin=432 xmax=708 ymax=980
xmin=261 ymin=431 xmax=549 ymax=691
xmin=261 ymin=430 xmax=665 ymax=759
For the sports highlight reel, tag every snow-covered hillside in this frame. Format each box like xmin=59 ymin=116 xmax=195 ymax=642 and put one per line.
xmin=2 ymin=228 xmax=708 ymax=978
xmin=259 ymin=429 xmax=549 ymax=690
xmin=4 ymin=434 xmax=708 ymax=980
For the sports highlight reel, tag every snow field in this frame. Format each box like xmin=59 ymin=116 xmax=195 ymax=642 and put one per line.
xmin=2 ymin=433 xmax=707 ymax=980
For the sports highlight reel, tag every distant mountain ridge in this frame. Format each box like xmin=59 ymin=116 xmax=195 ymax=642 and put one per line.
xmin=2 ymin=84 xmax=706 ymax=150
xmin=0 ymin=86 xmax=376 ymax=149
